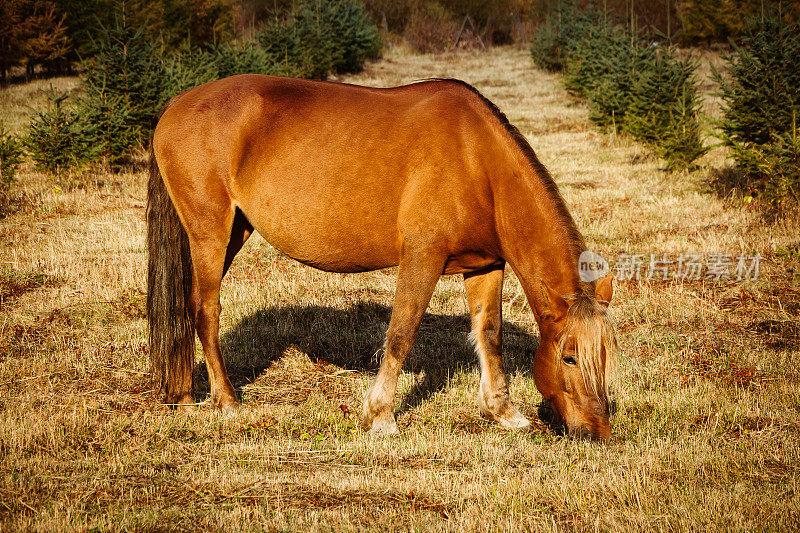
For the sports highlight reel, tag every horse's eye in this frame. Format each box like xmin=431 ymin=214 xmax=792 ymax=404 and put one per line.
xmin=562 ymin=355 xmax=578 ymax=366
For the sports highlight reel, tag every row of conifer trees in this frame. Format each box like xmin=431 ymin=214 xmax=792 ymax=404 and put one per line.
xmin=529 ymin=4 xmax=799 ymax=209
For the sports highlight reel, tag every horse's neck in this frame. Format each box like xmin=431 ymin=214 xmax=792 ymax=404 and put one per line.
xmin=493 ymin=164 xmax=586 ymax=314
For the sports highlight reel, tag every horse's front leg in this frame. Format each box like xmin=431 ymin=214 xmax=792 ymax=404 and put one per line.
xmin=362 ymin=248 xmax=446 ymax=435
xmin=464 ymin=265 xmax=530 ymax=430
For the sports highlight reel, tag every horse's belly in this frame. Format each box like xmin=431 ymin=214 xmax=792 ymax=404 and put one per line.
xmin=243 ymin=205 xmax=401 ymax=273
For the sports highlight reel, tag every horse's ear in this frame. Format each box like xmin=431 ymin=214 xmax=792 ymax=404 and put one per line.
xmin=595 ymin=274 xmax=614 ymax=307
xmin=537 ymin=278 xmax=569 ymax=321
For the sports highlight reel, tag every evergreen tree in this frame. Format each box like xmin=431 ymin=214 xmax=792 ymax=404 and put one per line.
xmin=258 ymin=0 xmax=381 ymax=80
xmin=0 ymin=121 xmax=25 ymax=216
xmin=76 ymin=91 xmax=141 ymax=167
xmin=624 ymin=48 xmax=708 ymax=170
xmin=204 ymin=41 xmax=282 ymax=78
xmin=0 ymin=122 xmax=24 ymax=188
xmin=318 ymin=0 xmax=382 ymax=74
xmin=564 ymin=25 xmax=632 ymax=101
xmin=259 ymin=7 xmax=339 ymax=79
xmin=532 ymin=2 xmax=708 ymax=170
xmin=24 ymin=89 xmax=96 ymax=175
xmin=161 ymin=46 xmax=219 ymax=96
xmin=530 ymin=4 xmax=604 ymax=73
xmin=81 ymin=16 xmax=170 ymax=133
xmin=714 ymin=12 xmax=800 ymax=206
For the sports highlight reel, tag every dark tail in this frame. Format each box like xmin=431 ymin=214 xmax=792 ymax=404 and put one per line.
xmin=146 ymin=144 xmax=195 ymax=404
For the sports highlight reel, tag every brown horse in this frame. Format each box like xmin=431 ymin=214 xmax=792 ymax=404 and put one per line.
xmin=147 ymin=75 xmax=618 ymax=441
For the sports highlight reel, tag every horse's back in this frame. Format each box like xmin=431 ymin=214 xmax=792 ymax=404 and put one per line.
xmin=154 ymin=75 xmax=505 ymax=273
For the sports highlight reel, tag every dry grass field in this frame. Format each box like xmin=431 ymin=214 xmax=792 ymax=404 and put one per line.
xmin=1 ymin=46 xmax=799 ymax=531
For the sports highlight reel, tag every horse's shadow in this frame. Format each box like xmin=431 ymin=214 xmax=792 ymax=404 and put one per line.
xmin=195 ymin=301 xmax=540 ymax=415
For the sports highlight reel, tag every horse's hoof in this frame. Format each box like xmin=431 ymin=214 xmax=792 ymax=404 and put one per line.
xmin=484 ymin=404 xmax=531 ymax=431
xmin=171 ymin=394 xmax=196 ymax=411
xmin=367 ymin=417 xmax=399 ymax=437
xmin=499 ymin=413 xmax=531 ymax=431
xmin=216 ymin=397 xmax=241 ymax=415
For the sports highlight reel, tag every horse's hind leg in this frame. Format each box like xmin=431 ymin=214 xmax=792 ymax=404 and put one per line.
xmin=362 ymin=248 xmax=446 ymax=435
xmin=186 ymin=206 xmax=247 ymax=413
xmin=464 ymin=265 xmax=530 ymax=430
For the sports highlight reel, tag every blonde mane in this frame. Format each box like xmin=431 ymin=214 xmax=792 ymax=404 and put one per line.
xmin=558 ymin=294 xmax=618 ymax=403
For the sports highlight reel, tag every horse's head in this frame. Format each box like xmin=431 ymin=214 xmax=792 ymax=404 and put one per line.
xmin=532 ymin=275 xmax=617 ymax=442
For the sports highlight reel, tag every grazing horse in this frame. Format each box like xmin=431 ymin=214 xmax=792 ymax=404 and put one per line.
xmin=147 ymin=75 xmax=618 ymax=441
